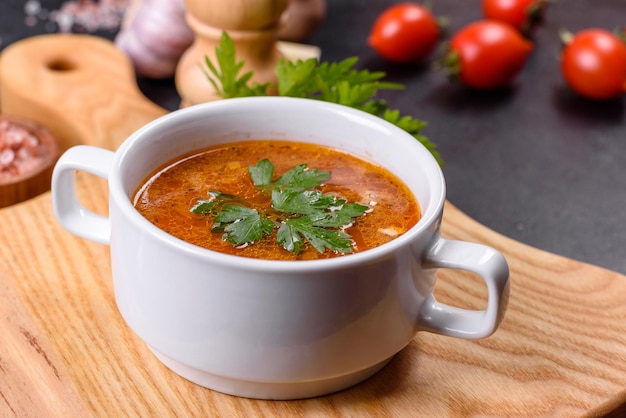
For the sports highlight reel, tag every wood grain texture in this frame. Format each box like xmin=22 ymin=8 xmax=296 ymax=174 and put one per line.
xmin=0 ymin=33 xmax=625 ymax=417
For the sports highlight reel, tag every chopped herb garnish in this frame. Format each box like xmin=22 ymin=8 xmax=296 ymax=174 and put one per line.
xmin=274 ymin=163 xmax=331 ymax=190
xmin=212 ymin=206 xmax=275 ymax=246
xmin=202 ymin=31 xmax=442 ymax=165
xmin=190 ymin=159 xmax=369 ymax=255
xmin=190 ymin=191 xmax=243 ymax=214
xmin=277 ymin=217 xmax=354 ymax=255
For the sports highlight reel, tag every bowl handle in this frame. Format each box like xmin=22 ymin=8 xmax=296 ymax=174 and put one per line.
xmin=51 ymin=145 xmax=114 ymax=245
xmin=419 ymin=235 xmax=510 ymax=339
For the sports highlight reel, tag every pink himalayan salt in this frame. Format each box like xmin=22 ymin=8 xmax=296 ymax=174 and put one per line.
xmin=0 ymin=118 xmax=57 ymax=183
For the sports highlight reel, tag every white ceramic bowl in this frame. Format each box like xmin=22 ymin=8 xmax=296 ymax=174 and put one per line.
xmin=52 ymin=97 xmax=509 ymax=400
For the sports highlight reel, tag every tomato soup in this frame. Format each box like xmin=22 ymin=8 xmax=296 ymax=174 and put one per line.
xmin=133 ymin=140 xmax=420 ymax=260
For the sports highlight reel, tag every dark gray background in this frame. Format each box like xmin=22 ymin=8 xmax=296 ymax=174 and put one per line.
xmin=1 ymin=0 xmax=625 ymax=274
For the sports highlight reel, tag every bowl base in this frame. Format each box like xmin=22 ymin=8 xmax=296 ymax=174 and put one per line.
xmin=148 ymin=346 xmax=393 ymax=400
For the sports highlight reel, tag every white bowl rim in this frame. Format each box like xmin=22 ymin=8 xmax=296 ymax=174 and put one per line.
xmin=109 ymin=97 xmax=446 ymax=273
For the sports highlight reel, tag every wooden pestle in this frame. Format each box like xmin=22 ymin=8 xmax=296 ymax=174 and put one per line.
xmin=175 ymin=0 xmax=289 ymax=106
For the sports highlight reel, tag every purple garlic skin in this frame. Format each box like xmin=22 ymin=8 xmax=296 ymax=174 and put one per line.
xmin=115 ymin=0 xmax=194 ymax=79
xmin=278 ymin=0 xmax=326 ymax=42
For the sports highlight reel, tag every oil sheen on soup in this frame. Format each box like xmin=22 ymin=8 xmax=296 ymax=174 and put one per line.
xmin=133 ymin=140 xmax=420 ymax=261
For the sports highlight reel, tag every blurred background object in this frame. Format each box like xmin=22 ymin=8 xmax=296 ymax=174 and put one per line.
xmin=115 ymin=0 xmax=325 ymax=79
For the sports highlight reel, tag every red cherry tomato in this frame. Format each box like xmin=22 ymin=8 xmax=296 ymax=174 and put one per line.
xmin=443 ymin=20 xmax=533 ymax=89
xmin=561 ymin=29 xmax=626 ymax=100
xmin=368 ymin=3 xmax=440 ymax=63
xmin=482 ymin=0 xmax=547 ymax=34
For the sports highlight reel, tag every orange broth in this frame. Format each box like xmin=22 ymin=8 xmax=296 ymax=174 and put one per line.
xmin=133 ymin=140 xmax=420 ymax=261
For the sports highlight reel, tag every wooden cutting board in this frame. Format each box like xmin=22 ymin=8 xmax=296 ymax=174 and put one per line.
xmin=1 ymin=34 xmax=625 ymax=417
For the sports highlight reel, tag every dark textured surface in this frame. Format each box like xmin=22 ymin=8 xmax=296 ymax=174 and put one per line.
xmin=1 ymin=0 xmax=625 ymax=274
xmin=311 ymin=0 xmax=626 ymax=275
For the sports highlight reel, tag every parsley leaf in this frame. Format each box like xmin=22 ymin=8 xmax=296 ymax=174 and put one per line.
xmin=274 ymin=163 xmax=330 ymax=190
xmin=203 ymin=32 xmax=270 ymax=98
xmin=190 ymin=191 xmax=238 ymax=214
xmin=202 ymin=31 xmax=443 ymax=166
xmin=275 ymin=58 xmax=318 ymax=97
xmin=306 ymin=203 xmax=369 ymax=227
xmin=278 ymin=217 xmax=354 ymax=254
xmin=248 ymin=158 xmax=274 ymax=187
xmin=191 ymin=159 xmax=370 ymax=256
xmin=212 ymin=205 xmax=275 ymax=246
xmin=272 ymin=188 xmax=339 ymax=215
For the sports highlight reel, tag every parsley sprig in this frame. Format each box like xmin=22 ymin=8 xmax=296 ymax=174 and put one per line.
xmin=202 ymin=32 xmax=442 ymax=165
xmin=190 ymin=159 xmax=369 ymax=255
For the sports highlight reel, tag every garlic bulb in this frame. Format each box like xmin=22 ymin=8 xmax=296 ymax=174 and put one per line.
xmin=115 ymin=0 xmax=194 ymax=79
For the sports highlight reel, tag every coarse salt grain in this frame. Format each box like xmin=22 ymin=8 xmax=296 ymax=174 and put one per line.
xmin=22 ymin=0 xmax=130 ymax=33
xmin=0 ymin=149 xmax=15 ymax=167
xmin=24 ymin=0 xmax=42 ymax=16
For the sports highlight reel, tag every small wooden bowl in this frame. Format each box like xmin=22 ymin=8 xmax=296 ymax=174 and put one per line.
xmin=0 ymin=115 xmax=59 ymax=208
